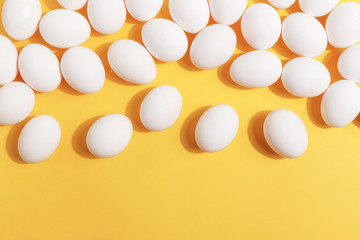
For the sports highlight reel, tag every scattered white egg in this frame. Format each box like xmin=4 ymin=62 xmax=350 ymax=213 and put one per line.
xmin=108 ymin=39 xmax=157 ymax=85
xmin=0 ymin=35 xmax=17 ymax=85
xmin=169 ymin=0 xmax=209 ymax=34
xmin=140 ymin=85 xmax=182 ymax=131
xmin=209 ymin=0 xmax=247 ymax=25
xmin=230 ymin=50 xmax=282 ymax=88
xmin=18 ymin=44 xmax=61 ymax=93
xmin=18 ymin=115 xmax=61 ymax=164
xmin=338 ymin=44 xmax=360 ymax=83
xmin=241 ymin=3 xmax=281 ymax=50
xmin=299 ymin=0 xmax=339 ymax=17
xmin=57 ymin=0 xmax=87 ymax=10
xmin=281 ymin=57 xmax=330 ymax=97
xmin=321 ymin=80 xmax=360 ymax=128
xmin=282 ymin=13 xmax=327 ymax=57
xmin=190 ymin=24 xmax=236 ymax=69
xmin=87 ymin=114 xmax=133 ymax=158
xmin=267 ymin=0 xmax=296 ymax=9
xmin=61 ymin=46 xmax=105 ymax=94
xmin=264 ymin=109 xmax=308 ymax=158
xmin=0 ymin=82 xmax=35 ymax=125
xmin=125 ymin=0 xmax=164 ymax=22
xmin=40 ymin=9 xmax=91 ymax=49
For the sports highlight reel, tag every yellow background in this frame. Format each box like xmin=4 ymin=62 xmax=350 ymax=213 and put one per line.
xmin=1 ymin=0 xmax=360 ymax=239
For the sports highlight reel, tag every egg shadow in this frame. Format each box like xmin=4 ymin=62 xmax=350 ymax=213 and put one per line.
xmin=177 ymin=33 xmax=201 ymax=72
xmin=41 ymin=0 xmax=61 ymax=10
xmin=322 ymin=47 xmax=344 ymax=83
xmin=306 ymin=94 xmax=330 ymax=129
xmin=353 ymin=116 xmax=360 ymax=128
xmin=268 ymin=78 xmax=298 ymax=100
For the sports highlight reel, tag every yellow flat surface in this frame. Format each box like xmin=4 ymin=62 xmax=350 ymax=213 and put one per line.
xmin=1 ymin=0 xmax=360 ymax=239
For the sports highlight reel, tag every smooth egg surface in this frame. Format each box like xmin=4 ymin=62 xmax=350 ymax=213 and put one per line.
xmin=0 ymin=34 xmax=17 ymax=85
xmin=209 ymin=0 xmax=247 ymax=25
xmin=299 ymin=0 xmax=339 ymax=17
xmin=125 ymin=0 xmax=164 ymax=22
xmin=267 ymin=0 xmax=296 ymax=9
xmin=57 ymin=0 xmax=88 ymax=10
xmin=338 ymin=44 xmax=360 ymax=83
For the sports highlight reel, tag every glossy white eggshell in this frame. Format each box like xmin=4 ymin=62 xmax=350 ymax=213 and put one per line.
xmin=338 ymin=44 xmax=360 ymax=83
xmin=299 ymin=0 xmax=339 ymax=17
xmin=125 ymin=0 xmax=164 ymax=22
xmin=267 ymin=0 xmax=295 ymax=9
xmin=57 ymin=0 xmax=87 ymax=10
xmin=209 ymin=0 xmax=247 ymax=25
xmin=0 ymin=35 xmax=17 ymax=85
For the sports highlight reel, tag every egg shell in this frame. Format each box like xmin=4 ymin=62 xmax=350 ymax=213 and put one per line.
xmin=57 ymin=0 xmax=87 ymax=10
xmin=108 ymin=39 xmax=157 ymax=85
xmin=87 ymin=0 xmax=126 ymax=35
xmin=61 ymin=46 xmax=105 ymax=94
xmin=282 ymin=12 xmax=327 ymax=57
xmin=140 ymin=85 xmax=182 ymax=131
xmin=299 ymin=0 xmax=339 ymax=17
xmin=230 ymin=50 xmax=282 ymax=88
xmin=18 ymin=115 xmax=61 ymax=164
xmin=267 ymin=0 xmax=295 ymax=9
xmin=142 ymin=19 xmax=188 ymax=62
xmin=209 ymin=0 xmax=247 ymax=25
xmin=40 ymin=9 xmax=91 ymax=49
xmin=190 ymin=24 xmax=236 ymax=69
xmin=0 ymin=35 xmax=17 ymax=85
xmin=241 ymin=3 xmax=281 ymax=50
xmin=2 ymin=0 xmax=42 ymax=41
xmin=0 ymin=82 xmax=35 ymax=125
xmin=125 ymin=0 xmax=163 ymax=22
xmin=325 ymin=2 xmax=360 ymax=49
xmin=321 ymin=80 xmax=360 ymax=128
xmin=87 ymin=114 xmax=133 ymax=158
xmin=18 ymin=44 xmax=61 ymax=93
xmin=338 ymin=44 xmax=360 ymax=83
xmin=264 ymin=109 xmax=308 ymax=158
xmin=281 ymin=57 xmax=330 ymax=97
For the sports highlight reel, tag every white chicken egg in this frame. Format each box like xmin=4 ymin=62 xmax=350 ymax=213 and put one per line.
xmin=125 ymin=0 xmax=164 ymax=22
xmin=18 ymin=44 xmax=61 ymax=93
xmin=241 ymin=3 xmax=281 ymax=50
xmin=190 ymin=24 xmax=236 ymax=69
xmin=321 ymin=80 xmax=360 ymax=128
xmin=39 ymin=9 xmax=91 ymax=49
xmin=18 ymin=115 xmax=61 ymax=164
xmin=108 ymin=39 xmax=157 ymax=85
xmin=209 ymin=0 xmax=247 ymax=25
xmin=0 ymin=35 xmax=17 ymax=85
xmin=264 ymin=109 xmax=308 ymax=158
xmin=281 ymin=57 xmax=330 ymax=97
xmin=87 ymin=114 xmax=133 ymax=158
xmin=299 ymin=0 xmax=339 ymax=17
xmin=0 ymin=82 xmax=35 ymax=125
xmin=2 ymin=0 xmax=42 ymax=41
xmin=57 ymin=0 xmax=87 ymax=10
xmin=140 ymin=85 xmax=182 ymax=131
xmin=267 ymin=0 xmax=296 ymax=9
xmin=61 ymin=46 xmax=105 ymax=94
xmin=338 ymin=44 xmax=360 ymax=83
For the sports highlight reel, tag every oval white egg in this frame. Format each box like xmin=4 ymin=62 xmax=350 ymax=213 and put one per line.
xmin=18 ymin=115 xmax=61 ymax=164
xmin=282 ymin=12 xmax=327 ymax=57
xmin=241 ymin=3 xmax=281 ymax=50
xmin=230 ymin=50 xmax=282 ymax=88
xmin=87 ymin=114 xmax=133 ymax=158
xmin=264 ymin=109 xmax=308 ymax=158
xmin=2 ymin=0 xmax=42 ymax=41
xmin=0 ymin=82 xmax=35 ymax=125
xmin=0 ymin=35 xmax=17 ymax=85
xmin=325 ymin=2 xmax=360 ymax=49
xmin=321 ymin=80 xmax=360 ymax=128
xmin=108 ymin=39 xmax=157 ymax=85
xmin=195 ymin=104 xmax=239 ymax=153
xmin=61 ymin=46 xmax=105 ymax=94
xmin=299 ymin=0 xmax=339 ymax=17
xmin=190 ymin=24 xmax=236 ymax=69
xmin=18 ymin=44 xmax=61 ymax=93
xmin=58 ymin=0 xmax=87 ymax=10
xmin=40 ymin=9 xmax=91 ymax=49
xmin=338 ymin=44 xmax=360 ymax=83
xmin=267 ymin=0 xmax=295 ymax=9
xmin=125 ymin=0 xmax=163 ymax=22
xmin=281 ymin=57 xmax=330 ymax=97
xmin=209 ymin=0 xmax=247 ymax=25
xmin=87 ymin=0 xmax=126 ymax=35
xmin=140 ymin=85 xmax=182 ymax=131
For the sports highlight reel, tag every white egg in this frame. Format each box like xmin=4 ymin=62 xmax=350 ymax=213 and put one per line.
xmin=190 ymin=24 xmax=236 ymax=69
xmin=18 ymin=44 xmax=61 ymax=93
xmin=39 ymin=9 xmax=91 ymax=49
xmin=209 ymin=0 xmax=247 ymax=25
xmin=58 ymin=0 xmax=87 ymax=10
xmin=169 ymin=0 xmax=209 ymax=34
xmin=87 ymin=0 xmax=126 ymax=35
xmin=87 ymin=114 xmax=133 ymax=158
xmin=18 ymin=115 xmax=61 ymax=164
xmin=140 ymin=85 xmax=182 ymax=131
xmin=0 ymin=35 xmax=17 ymax=85
xmin=108 ymin=40 xmax=156 ymax=85
xmin=125 ymin=0 xmax=164 ymax=22
xmin=299 ymin=0 xmax=339 ymax=17
xmin=61 ymin=46 xmax=105 ymax=94
xmin=230 ymin=50 xmax=282 ymax=88
xmin=195 ymin=104 xmax=239 ymax=152
xmin=241 ymin=3 xmax=281 ymax=50
xmin=267 ymin=0 xmax=295 ymax=9
xmin=282 ymin=13 xmax=327 ymax=57
xmin=0 ymin=82 xmax=35 ymax=125
xmin=2 ymin=0 xmax=42 ymax=41
xmin=325 ymin=2 xmax=360 ymax=49
xmin=338 ymin=44 xmax=360 ymax=83
xmin=142 ymin=19 xmax=188 ymax=62
xmin=264 ymin=109 xmax=308 ymax=158
xmin=281 ymin=57 xmax=330 ymax=97
xmin=321 ymin=80 xmax=360 ymax=128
